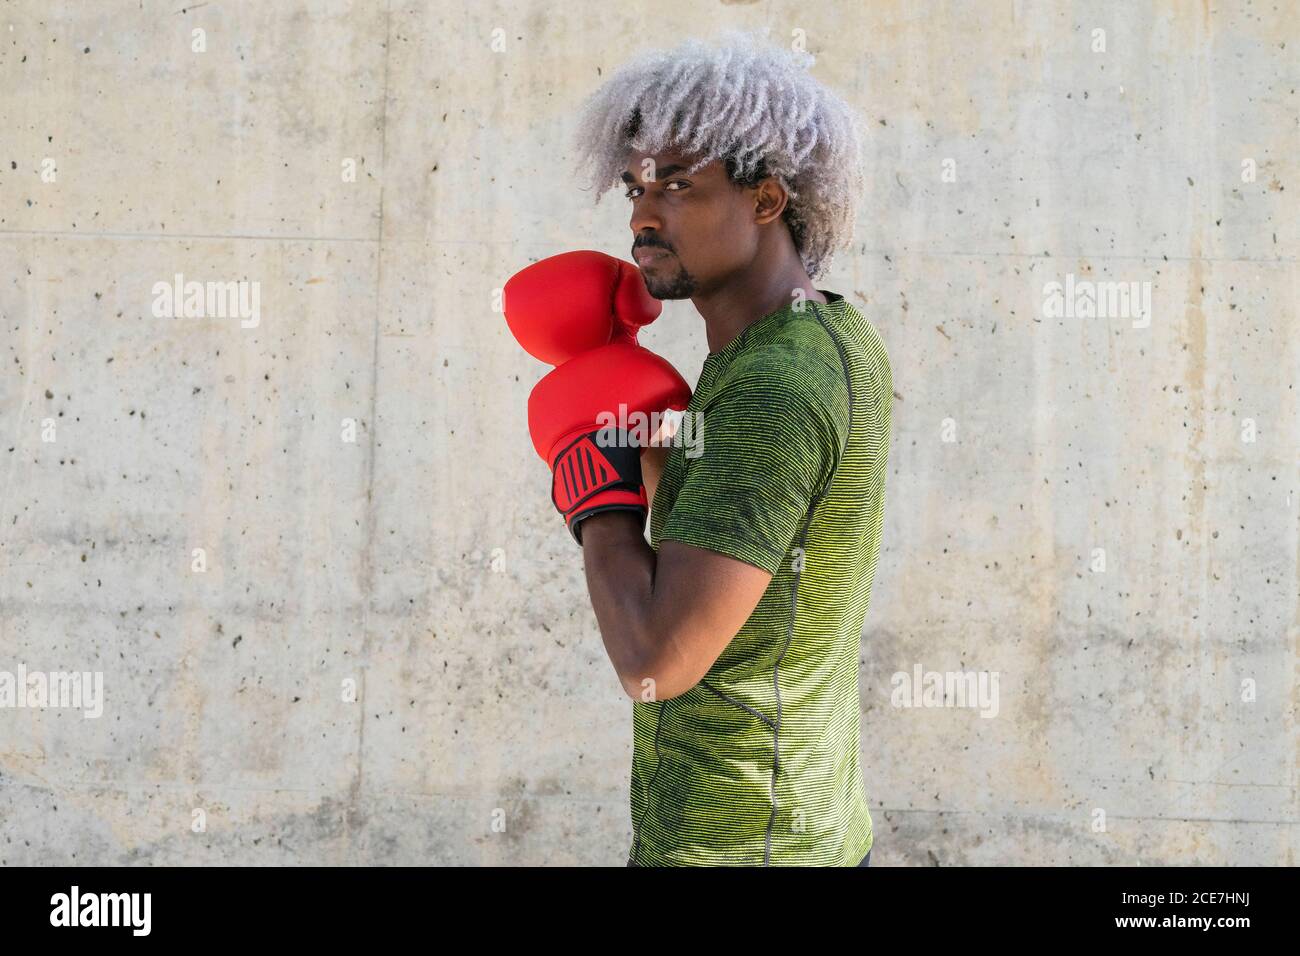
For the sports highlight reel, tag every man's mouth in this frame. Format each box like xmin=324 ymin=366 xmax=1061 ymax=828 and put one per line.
xmin=633 ymin=248 xmax=672 ymax=266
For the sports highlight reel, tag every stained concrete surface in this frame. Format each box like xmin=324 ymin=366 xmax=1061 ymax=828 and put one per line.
xmin=0 ymin=1 xmax=1296 ymax=865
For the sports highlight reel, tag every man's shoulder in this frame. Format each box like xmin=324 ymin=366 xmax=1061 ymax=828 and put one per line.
xmin=757 ymin=296 xmax=892 ymax=411
xmin=705 ymin=331 xmax=850 ymax=446
xmin=719 ymin=309 xmax=848 ymax=400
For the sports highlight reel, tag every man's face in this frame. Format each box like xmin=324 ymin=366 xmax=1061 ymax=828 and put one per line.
xmin=623 ymin=150 xmax=759 ymax=300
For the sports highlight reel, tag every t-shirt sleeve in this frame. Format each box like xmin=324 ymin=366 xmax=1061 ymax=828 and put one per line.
xmin=658 ymin=358 xmax=849 ymax=575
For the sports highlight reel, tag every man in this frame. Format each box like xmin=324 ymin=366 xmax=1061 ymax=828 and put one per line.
xmin=569 ymin=32 xmax=893 ymax=866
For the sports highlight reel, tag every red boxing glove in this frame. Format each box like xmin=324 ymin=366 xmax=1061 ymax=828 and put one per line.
xmin=528 ymin=342 xmax=691 ymax=544
xmin=503 ymin=250 xmax=661 ymax=366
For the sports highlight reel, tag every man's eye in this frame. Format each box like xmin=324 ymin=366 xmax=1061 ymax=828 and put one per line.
xmin=625 ymin=180 xmax=688 ymax=199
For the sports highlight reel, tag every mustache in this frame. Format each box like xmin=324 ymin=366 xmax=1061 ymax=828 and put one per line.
xmin=632 ymin=241 xmax=673 ymax=255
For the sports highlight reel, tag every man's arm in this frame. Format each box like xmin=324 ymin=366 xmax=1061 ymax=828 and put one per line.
xmin=577 ymin=356 xmax=847 ymax=702
xmin=642 ymin=445 xmax=669 ymax=510
xmin=580 ymin=511 xmax=772 ymax=702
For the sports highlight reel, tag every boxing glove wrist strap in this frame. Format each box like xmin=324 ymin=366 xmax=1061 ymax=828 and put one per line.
xmin=550 ymin=429 xmax=645 ymax=545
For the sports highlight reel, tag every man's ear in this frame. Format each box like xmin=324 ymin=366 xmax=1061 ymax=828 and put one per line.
xmin=753 ymin=177 xmax=789 ymax=225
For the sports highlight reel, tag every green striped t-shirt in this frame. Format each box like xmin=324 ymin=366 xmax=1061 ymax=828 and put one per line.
xmin=631 ymin=290 xmax=893 ymax=866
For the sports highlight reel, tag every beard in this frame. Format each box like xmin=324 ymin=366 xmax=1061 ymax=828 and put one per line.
xmin=642 ymin=259 xmax=698 ymax=300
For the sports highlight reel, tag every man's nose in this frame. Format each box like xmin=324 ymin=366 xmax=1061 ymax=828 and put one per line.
xmin=629 ymin=195 xmax=665 ymax=236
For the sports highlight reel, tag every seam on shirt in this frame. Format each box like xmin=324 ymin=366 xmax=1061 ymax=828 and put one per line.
xmin=630 ymin=699 xmax=670 ymax=867
xmin=698 ymin=678 xmax=776 ymax=727
xmin=762 ymin=502 xmax=819 ymax=866
xmin=760 ymin=301 xmax=856 ymax=867
xmin=808 ymin=300 xmax=856 ymax=497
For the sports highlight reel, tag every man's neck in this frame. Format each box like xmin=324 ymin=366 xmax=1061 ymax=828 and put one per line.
xmin=693 ymin=258 xmax=827 ymax=354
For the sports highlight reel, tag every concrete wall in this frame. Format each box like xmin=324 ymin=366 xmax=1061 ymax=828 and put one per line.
xmin=0 ymin=0 xmax=1295 ymax=865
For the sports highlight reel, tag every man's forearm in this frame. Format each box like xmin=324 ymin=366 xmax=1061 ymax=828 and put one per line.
xmin=580 ymin=511 xmax=659 ymax=698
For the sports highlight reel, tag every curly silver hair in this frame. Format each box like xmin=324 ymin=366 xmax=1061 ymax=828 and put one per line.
xmin=572 ymin=29 xmax=866 ymax=280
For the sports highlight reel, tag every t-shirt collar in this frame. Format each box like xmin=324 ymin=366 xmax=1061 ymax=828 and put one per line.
xmin=704 ymin=290 xmax=842 ymax=365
